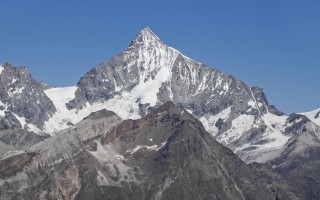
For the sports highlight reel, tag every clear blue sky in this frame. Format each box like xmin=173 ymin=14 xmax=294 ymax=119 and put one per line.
xmin=0 ymin=1 xmax=319 ymax=114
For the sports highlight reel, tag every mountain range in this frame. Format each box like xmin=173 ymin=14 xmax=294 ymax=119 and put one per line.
xmin=0 ymin=27 xmax=319 ymax=199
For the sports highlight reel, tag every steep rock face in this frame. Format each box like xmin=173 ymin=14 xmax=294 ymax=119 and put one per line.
xmin=0 ymin=103 xmax=299 ymax=200
xmin=0 ymin=63 xmax=56 ymax=131
xmin=0 ymin=111 xmax=22 ymax=131
xmin=67 ymin=28 xmax=254 ymax=119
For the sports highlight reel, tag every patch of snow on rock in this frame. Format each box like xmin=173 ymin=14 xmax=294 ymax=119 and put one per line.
xmin=200 ymin=106 xmax=232 ymax=136
xmin=218 ymin=114 xmax=255 ymax=144
xmin=126 ymin=142 xmax=167 ymax=154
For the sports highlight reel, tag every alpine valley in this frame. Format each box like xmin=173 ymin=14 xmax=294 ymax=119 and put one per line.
xmin=0 ymin=27 xmax=319 ymax=200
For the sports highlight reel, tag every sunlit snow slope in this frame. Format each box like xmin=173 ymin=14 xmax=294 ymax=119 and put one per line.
xmin=301 ymin=108 xmax=320 ymax=126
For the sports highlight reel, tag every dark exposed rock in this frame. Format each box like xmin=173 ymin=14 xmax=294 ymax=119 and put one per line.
xmin=285 ymin=114 xmax=310 ymax=135
xmin=0 ymin=151 xmax=38 ymax=179
xmin=269 ymin=105 xmax=285 ymax=116
xmin=315 ymin=111 xmax=320 ymax=119
xmin=0 ymin=111 xmax=22 ymax=131
xmin=83 ymin=109 xmax=117 ymax=120
xmin=0 ymin=129 xmax=49 ymax=150
xmin=251 ymin=87 xmax=269 ymax=114
xmin=214 ymin=118 xmax=224 ymax=130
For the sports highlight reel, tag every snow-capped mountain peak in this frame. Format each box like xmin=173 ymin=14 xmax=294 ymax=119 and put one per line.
xmin=1 ymin=28 xmax=319 ymax=200
xmin=1 ymin=28 xmax=319 ymax=165
xmin=132 ymin=27 xmax=162 ymax=45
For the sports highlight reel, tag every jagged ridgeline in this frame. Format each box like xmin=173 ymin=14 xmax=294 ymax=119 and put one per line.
xmin=0 ymin=27 xmax=319 ymax=199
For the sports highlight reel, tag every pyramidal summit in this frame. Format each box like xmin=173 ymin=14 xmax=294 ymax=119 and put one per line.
xmin=0 ymin=27 xmax=319 ymax=200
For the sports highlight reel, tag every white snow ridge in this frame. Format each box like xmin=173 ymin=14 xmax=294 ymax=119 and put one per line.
xmin=300 ymin=108 xmax=320 ymax=126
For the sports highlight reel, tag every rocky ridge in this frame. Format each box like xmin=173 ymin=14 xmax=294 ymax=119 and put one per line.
xmin=0 ymin=102 xmax=300 ymax=200
xmin=0 ymin=63 xmax=55 ymax=131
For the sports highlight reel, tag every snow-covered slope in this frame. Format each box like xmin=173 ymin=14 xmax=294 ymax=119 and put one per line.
xmin=300 ymin=108 xmax=320 ymax=126
xmin=44 ymin=86 xmax=78 ymax=133
xmin=43 ymin=86 xmax=141 ymax=133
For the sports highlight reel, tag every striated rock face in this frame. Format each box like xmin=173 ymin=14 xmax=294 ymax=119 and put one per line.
xmin=0 ymin=63 xmax=56 ymax=131
xmin=0 ymin=103 xmax=300 ymax=200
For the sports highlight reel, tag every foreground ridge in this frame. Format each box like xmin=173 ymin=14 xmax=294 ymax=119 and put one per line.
xmin=0 ymin=102 xmax=300 ymax=199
